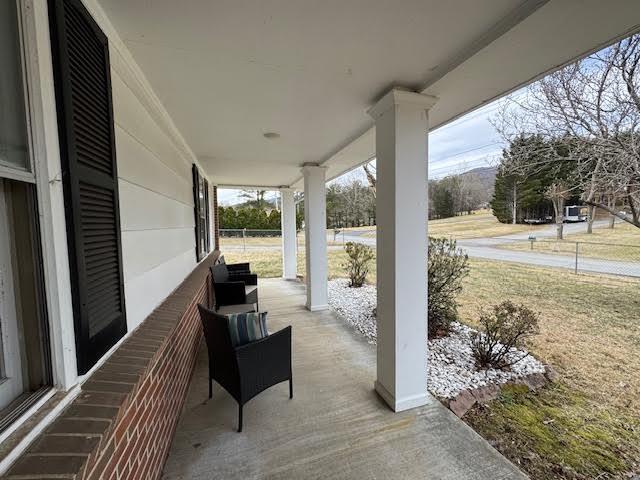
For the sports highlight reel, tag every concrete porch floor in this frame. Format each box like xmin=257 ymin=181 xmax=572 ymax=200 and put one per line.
xmin=162 ymin=279 xmax=527 ymax=480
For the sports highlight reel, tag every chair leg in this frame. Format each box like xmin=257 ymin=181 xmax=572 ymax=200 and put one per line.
xmin=289 ymin=377 xmax=293 ymax=399
xmin=238 ymin=404 xmax=243 ymax=433
xmin=208 ymin=361 xmax=213 ymax=399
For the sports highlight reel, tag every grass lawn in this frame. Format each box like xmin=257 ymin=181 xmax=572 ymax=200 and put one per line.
xmin=220 ymin=233 xmax=344 ymax=249
xmin=221 ymin=209 xmax=548 ymax=247
xmin=428 ymin=209 xmax=544 ymax=239
xmin=345 ymin=209 xmax=545 ymax=239
xmin=224 ymin=248 xmax=640 ymax=478
xmin=459 ymin=258 xmax=640 ymax=479
xmin=498 ymin=222 xmax=640 ymax=262
xmin=223 ymin=248 xmax=358 ymax=280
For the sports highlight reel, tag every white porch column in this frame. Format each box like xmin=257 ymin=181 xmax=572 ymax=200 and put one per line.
xmin=368 ymin=88 xmax=437 ymax=412
xmin=302 ymin=165 xmax=328 ymax=311
xmin=280 ymin=188 xmax=297 ymax=280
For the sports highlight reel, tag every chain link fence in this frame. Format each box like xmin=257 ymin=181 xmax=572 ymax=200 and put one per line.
xmin=220 ymin=228 xmax=640 ymax=278
xmin=480 ymin=237 xmax=640 ymax=277
xmin=219 ymin=228 xmax=359 ymax=251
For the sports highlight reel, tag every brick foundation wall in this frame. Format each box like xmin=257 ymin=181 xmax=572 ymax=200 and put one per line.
xmin=4 ymin=251 xmax=219 ymax=480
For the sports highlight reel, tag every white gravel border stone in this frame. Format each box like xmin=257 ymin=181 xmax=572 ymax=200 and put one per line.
xmin=328 ymin=279 xmax=547 ymax=400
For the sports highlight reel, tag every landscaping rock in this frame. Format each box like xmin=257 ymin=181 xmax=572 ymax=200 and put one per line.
xmin=328 ymin=279 xmax=547 ymax=401
xmin=449 ymin=390 xmax=476 ymax=418
xmin=544 ymin=365 xmax=559 ymax=382
xmin=471 ymin=384 xmax=501 ymax=404
xmin=524 ymin=373 xmax=548 ymax=391
xmin=328 ymin=279 xmax=377 ymax=343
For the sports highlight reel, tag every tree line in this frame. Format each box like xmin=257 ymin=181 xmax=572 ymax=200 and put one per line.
xmin=491 ymin=135 xmax=581 ymax=227
xmin=491 ymin=33 xmax=640 ymax=239
xmin=429 ymin=170 xmax=492 ymax=219
xmin=326 ymin=179 xmax=376 ymax=228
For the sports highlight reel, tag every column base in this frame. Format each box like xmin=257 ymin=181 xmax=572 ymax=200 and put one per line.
xmin=305 ymin=303 xmax=329 ymax=312
xmin=374 ymin=380 xmax=431 ymax=412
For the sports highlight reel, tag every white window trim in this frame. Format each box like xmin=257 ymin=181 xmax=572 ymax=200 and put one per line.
xmin=0 ymin=166 xmax=34 ymax=184
xmin=18 ymin=0 xmax=79 ymax=391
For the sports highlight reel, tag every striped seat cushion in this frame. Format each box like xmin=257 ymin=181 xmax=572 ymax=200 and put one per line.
xmin=226 ymin=311 xmax=269 ymax=347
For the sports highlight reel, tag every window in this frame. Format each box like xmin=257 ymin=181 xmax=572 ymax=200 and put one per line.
xmin=193 ymin=165 xmax=210 ymax=261
xmin=0 ymin=0 xmax=31 ymax=178
xmin=0 ymin=0 xmax=52 ymax=431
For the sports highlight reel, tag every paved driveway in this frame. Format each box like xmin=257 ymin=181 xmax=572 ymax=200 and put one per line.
xmin=341 ymin=221 xmax=640 ymax=278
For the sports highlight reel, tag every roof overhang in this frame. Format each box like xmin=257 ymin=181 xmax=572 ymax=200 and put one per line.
xmin=96 ymin=0 xmax=640 ymax=190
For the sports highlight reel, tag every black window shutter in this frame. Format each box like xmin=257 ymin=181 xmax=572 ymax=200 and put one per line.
xmin=204 ymin=179 xmax=210 ymax=253
xmin=192 ymin=165 xmax=210 ymax=262
xmin=49 ymin=0 xmax=127 ymax=374
xmin=192 ymin=165 xmax=201 ymax=261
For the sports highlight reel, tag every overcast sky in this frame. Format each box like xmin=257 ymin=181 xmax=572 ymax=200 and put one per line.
xmin=218 ymin=99 xmax=507 ymax=205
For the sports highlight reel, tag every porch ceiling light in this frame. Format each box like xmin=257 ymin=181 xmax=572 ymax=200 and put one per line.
xmin=263 ymin=132 xmax=280 ymax=139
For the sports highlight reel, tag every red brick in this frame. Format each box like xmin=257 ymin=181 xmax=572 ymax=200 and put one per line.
xmin=2 ymin=253 xmax=219 ymax=480
xmin=8 ymin=454 xmax=87 ymax=476
xmin=31 ymin=434 xmax=100 ymax=455
xmin=76 ymin=391 xmax=127 ymax=408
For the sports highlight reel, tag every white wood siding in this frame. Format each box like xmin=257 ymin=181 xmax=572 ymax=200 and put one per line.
xmin=111 ymin=72 xmax=198 ymax=331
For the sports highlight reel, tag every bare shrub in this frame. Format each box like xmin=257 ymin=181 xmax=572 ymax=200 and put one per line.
xmin=428 ymin=237 xmax=470 ymax=337
xmin=471 ymin=301 xmax=540 ymax=369
xmin=342 ymin=242 xmax=374 ymax=287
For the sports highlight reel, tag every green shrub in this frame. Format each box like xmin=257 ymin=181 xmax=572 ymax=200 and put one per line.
xmin=218 ymin=206 xmax=303 ymax=230
xmin=428 ymin=237 xmax=469 ymax=337
xmin=471 ymin=301 xmax=540 ymax=369
xmin=342 ymin=242 xmax=375 ymax=287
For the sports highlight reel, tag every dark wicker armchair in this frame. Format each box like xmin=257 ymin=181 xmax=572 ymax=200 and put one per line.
xmin=220 ymin=256 xmax=251 ymax=276
xmin=211 ymin=263 xmax=259 ymax=311
xmin=198 ymin=304 xmax=293 ymax=432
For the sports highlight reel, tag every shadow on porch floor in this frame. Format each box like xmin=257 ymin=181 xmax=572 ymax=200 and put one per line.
xmin=162 ymin=278 xmax=526 ymax=480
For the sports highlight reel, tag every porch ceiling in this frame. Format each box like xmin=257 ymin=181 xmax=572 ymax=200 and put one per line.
xmin=96 ymin=0 xmax=640 ymax=189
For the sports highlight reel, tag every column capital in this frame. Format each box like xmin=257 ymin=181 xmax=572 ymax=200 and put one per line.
xmin=367 ymin=88 xmax=438 ymax=121
xmin=301 ymin=163 xmax=328 ymax=176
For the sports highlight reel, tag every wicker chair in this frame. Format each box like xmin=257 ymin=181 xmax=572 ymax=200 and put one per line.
xmin=197 ymin=304 xmax=293 ymax=432
xmin=211 ymin=263 xmax=259 ymax=311
xmin=218 ymin=255 xmax=251 ymax=276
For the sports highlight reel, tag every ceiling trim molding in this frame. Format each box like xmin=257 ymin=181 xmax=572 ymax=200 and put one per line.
xmin=419 ymin=0 xmax=549 ymax=90
xmin=216 ymin=184 xmax=286 ymax=191
xmin=426 ymin=22 xmax=640 ymax=133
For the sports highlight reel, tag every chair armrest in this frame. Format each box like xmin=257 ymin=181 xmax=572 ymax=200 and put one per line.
xmin=229 ymin=273 xmax=258 ymax=285
xmin=213 ymin=281 xmax=247 ymax=307
xmin=235 ymin=326 xmax=292 ymax=403
xmin=227 ymin=262 xmax=251 ymax=274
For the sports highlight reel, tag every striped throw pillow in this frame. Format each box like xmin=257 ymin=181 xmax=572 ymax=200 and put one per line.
xmin=227 ymin=312 xmax=269 ymax=347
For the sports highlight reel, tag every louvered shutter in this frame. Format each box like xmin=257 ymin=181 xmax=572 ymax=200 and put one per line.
xmin=49 ymin=0 xmax=127 ymax=374
xmin=192 ymin=165 xmax=211 ymax=262
xmin=192 ymin=165 xmax=201 ymax=261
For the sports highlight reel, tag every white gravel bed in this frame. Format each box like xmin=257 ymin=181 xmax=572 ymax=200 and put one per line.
xmin=327 ymin=279 xmax=377 ymax=342
xmin=328 ymin=279 xmax=546 ymax=399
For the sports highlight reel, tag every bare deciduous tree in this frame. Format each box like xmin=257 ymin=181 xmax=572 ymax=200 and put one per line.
xmin=493 ymin=34 xmax=640 ymax=230
xmin=239 ymin=189 xmax=268 ymax=209
xmin=362 ymin=161 xmax=376 ymax=198
xmin=545 ymin=181 xmax=571 ymax=240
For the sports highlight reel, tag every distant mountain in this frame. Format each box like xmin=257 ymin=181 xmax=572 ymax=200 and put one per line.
xmin=461 ymin=166 xmax=497 ymax=194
